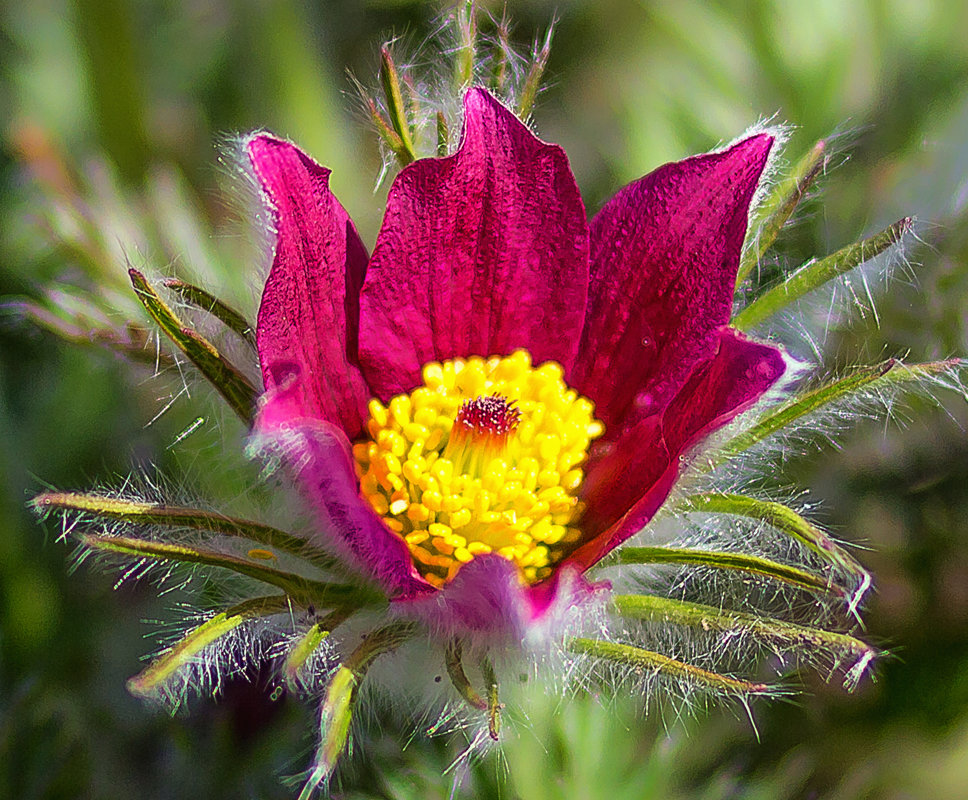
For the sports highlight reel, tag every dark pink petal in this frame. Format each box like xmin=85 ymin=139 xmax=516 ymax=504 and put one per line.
xmin=252 ymin=378 xmax=431 ymax=598
xmin=567 ymin=328 xmax=786 ymax=571
xmin=571 ymin=134 xmax=774 ymax=434
xmin=250 ymin=134 xmax=372 ymax=440
xmin=358 ymin=88 xmax=589 ymax=400
xmin=397 ymin=556 xmax=606 ymax=642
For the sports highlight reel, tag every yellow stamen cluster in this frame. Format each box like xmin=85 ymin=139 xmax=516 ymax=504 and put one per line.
xmin=353 ymin=350 xmax=604 ymax=587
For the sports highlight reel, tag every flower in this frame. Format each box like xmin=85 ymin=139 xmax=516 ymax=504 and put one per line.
xmin=34 ymin=66 xmax=947 ymax=795
xmin=248 ymin=87 xmax=787 ymax=640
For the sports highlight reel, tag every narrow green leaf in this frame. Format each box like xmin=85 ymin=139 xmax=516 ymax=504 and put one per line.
xmin=444 ymin=639 xmax=486 ymax=711
xmin=517 ymin=24 xmax=554 ymax=118
xmin=733 ymin=218 xmax=912 ymax=330
xmin=128 ymin=595 xmax=290 ymax=696
xmin=454 ymin=0 xmax=477 ymax=88
xmin=80 ymin=533 xmax=379 ymax=609
xmin=567 ymin=637 xmax=770 ymax=696
xmin=301 ymin=621 xmax=415 ymax=797
xmin=379 ymin=47 xmax=416 ymax=165
xmin=612 ymin=594 xmax=876 ymax=672
xmin=283 ymin=608 xmax=352 ymax=687
xmin=597 ymin=545 xmax=840 ymax=598
xmin=359 ymin=87 xmax=407 ymax=157
xmin=736 ymin=139 xmax=827 ymax=287
xmin=302 ymin=666 xmax=356 ymax=800
xmin=284 ymin=624 xmax=330 ymax=686
xmin=162 ymin=278 xmax=256 ymax=349
xmin=481 ymin=657 xmax=501 ymax=741
xmin=674 ymin=494 xmax=870 ymax=614
xmin=709 ymin=359 xmax=959 ymax=468
xmin=491 ymin=14 xmax=510 ymax=92
xmin=33 ymin=491 xmax=346 ymax=575
xmin=129 ymin=268 xmax=258 ymax=422
xmin=436 ymin=111 xmax=449 ymax=158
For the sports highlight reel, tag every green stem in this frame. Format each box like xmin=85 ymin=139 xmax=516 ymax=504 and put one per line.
xmin=481 ymin=657 xmax=501 ymax=741
xmin=708 ymin=359 xmax=960 ymax=469
xmin=455 ymin=0 xmax=477 ymax=88
xmin=736 ymin=139 xmax=827 ymax=287
xmin=80 ymin=533 xmax=380 ymax=609
xmin=674 ymin=493 xmax=869 ymax=610
xmin=492 ymin=14 xmax=510 ymax=92
xmin=300 ymin=621 xmax=416 ymax=798
xmin=128 ymin=595 xmax=290 ymax=695
xmin=162 ymin=279 xmax=256 ymax=349
xmin=33 ymin=491 xmax=346 ymax=574
xmin=283 ymin=607 xmax=353 ymax=686
xmin=129 ymin=268 xmax=257 ymax=422
xmin=597 ymin=545 xmax=840 ymax=597
xmin=444 ymin=640 xmax=487 ymax=711
xmin=567 ymin=637 xmax=770 ymax=696
xmin=517 ymin=24 xmax=554 ymax=118
xmin=379 ymin=47 xmax=416 ymax=165
xmin=733 ymin=218 xmax=912 ymax=330
xmin=611 ymin=594 xmax=875 ymax=666
xmin=436 ymin=111 xmax=449 ymax=157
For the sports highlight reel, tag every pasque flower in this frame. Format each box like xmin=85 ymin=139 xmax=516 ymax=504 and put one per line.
xmin=34 ymin=34 xmax=950 ymax=791
xmin=249 ymin=87 xmax=786 ymax=638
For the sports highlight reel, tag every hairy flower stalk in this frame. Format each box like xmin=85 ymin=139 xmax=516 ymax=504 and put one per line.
xmin=25 ymin=7 xmax=966 ymax=797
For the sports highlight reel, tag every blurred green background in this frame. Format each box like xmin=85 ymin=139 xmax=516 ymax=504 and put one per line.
xmin=2 ymin=0 xmax=968 ymax=798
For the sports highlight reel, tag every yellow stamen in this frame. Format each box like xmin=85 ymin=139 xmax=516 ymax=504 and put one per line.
xmin=353 ymin=350 xmax=603 ymax=585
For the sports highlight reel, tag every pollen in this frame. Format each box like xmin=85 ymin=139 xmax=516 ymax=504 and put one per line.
xmin=353 ymin=350 xmax=604 ymax=586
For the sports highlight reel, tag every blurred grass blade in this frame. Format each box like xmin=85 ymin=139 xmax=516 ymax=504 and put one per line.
xmin=301 ymin=621 xmax=415 ymax=798
xmin=733 ymin=218 xmax=912 ymax=330
xmin=379 ymin=47 xmax=416 ymax=165
xmin=33 ymin=491 xmax=344 ymax=574
xmin=710 ymin=359 xmax=959 ymax=468
xmin=675 ymin=493 xmax=870 ymax=614
xmin=611 ymin=594 xmax=877 ymax=686
xmin=3 ymin=298 xmax=174 ymax=368
xmin=737 ymin=139 xmax=827 ymax=287
xmin=283 ymin=608 xmax=351 ymax=687
xmin=128 ymin=595 xmax=289 ymax=696
xmin=444 ymin=639 xmax=487 ymax=711
xmin=597 ymin=545 xmax=840 ymax=597
xmin=517 ymin=23 xmax=554 ymax=118
xmin=567 ymin=637 xmax=771 ymax=696
xmin=129 ymin=268 xmax=258 ymax=422
xmin=162 ymin=279 xmax=256 ymax=349
xmin=80 ymin=533 xmax=377 ymax=609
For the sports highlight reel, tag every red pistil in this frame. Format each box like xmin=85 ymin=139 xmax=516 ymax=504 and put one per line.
xmin=449 ymin=395 xmax=520 ymax=457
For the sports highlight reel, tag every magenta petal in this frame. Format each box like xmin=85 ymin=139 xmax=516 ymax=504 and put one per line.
xmin=250 ymin=134 xmax=372 ymax=440
xmin=571 ymin=134 xmax=774 ymax=433
xmin=569 ymin=328 xmax=786 ymax=570
xmin=358 ymin=88 xmax=590 ymax=400
xmin=252 ymin=378 xmax=431 ymax=599
xmin=396 ymin=555 xmax=606 ymax=642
